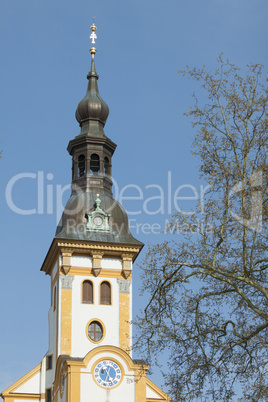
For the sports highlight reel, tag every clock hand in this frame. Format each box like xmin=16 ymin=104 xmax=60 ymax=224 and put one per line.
xmin=107 ymin=366 xmax=114 ymax=382
xmin=103 ymin=366 xmax=113 ymax=383
xmin=103 ymin=367 xmax=109 ymax=382
xmin=104 ymin=366 xmax=114 ymax=383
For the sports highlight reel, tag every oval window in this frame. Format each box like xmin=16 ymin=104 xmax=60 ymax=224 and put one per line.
xmin=88 ymin=320 xmax=103 ymax=342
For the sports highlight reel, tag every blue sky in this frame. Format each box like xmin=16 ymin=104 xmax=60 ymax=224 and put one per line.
xmin=1 ymin=0 xmax=267 ymax=394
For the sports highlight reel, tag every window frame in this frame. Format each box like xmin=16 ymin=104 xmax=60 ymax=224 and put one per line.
xmin=90 ymin=153 xmax=100 ymax=175
xmin=46 ymin=388 xmax=52 ymax=402
xmin=46 ymin=354 xmax=53 ymax=370
xmin=86 ymin=318 xmax=106 ymax=343
xmin=100 ymin=280 xmax=112 ymax=305
xmin=82 ymin=279 xmax=94 ymax=304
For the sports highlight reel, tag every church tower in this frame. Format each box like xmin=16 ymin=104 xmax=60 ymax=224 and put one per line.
xmin=1 ymin=21 xmax=171 ymax=402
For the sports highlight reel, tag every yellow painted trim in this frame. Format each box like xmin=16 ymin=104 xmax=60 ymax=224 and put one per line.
xmin=56 ymin=240 xmax=142 ymax=255
xmin=1 ymin=363 xmax=41 ymax=396
xmin=83 ymin=345 xmax=149 ymax=371
xmin=99 ymin=280 xmax=113 ymax=305
xmin=91 ymin=356 xmax=125 ymax=389
xmin=135 ymin=372 xmax=147 ymax=402
xmin=146 ymin=399 xmax=167 ymax=401
xmin=60 ymin=287 xmax=72 ymax=355
xmin=81 ymin=279 xmax=94 ymax=304
xmin=53 ymin=355 xmax=65 ymax=392
xmin=119 ymin=291 xmax=130 ymax=353
xmin=1 ymin=394 xmax=41 ymax=400
xmin=56 ymin=284 xmax=59 ymax=358
xmin=86 ymin=318 xmax=106 ymax=343
xmin=68 ymin=364 xmax=81 ymax=402
xmin=68 ymin=266 xmax=132 ymax=279
xmin=0 ymin=397 xmax=14 ymax=402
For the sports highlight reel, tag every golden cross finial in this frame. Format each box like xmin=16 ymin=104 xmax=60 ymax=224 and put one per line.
xmin=90 ymin=17 xmax=97 ymax=43
xmin=90 ymin=17 xmax=97 ymax=57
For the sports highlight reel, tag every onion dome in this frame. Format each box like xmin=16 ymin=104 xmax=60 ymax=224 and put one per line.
xmin=75 ymin=54 xmax=109 ymax=136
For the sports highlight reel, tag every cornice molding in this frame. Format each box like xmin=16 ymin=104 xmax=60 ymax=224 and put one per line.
xmin=41 ymin=238 xmax=142 ymax=276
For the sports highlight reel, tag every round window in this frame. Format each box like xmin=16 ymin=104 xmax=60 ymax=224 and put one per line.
xmin=88 ymin=321 xmax=103 ymax=342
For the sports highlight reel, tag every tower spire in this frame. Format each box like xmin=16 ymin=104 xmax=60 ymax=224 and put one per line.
xmin=55 ymin=21 xmax=143 ymax=250
xmin=75 ymin=18 xmax=109 ymax=137
xmin=67 ymin=20 xmax=116 ymax=195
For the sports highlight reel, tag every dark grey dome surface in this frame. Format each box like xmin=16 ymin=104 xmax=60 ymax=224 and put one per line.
xmin=56 ymin=191 xmax=143 ymax=246
xmin=75 ymin=59 xmax=109 ymax=130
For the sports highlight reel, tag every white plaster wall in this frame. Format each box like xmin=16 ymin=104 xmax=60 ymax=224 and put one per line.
xmin=14 ymin=372 xmax=40 ymax=393
xmin=40 ymin=357 xmax=46 ymax=399
xmin=71 ymin=256 xmax=92 ymax=268
xmin=71 ymin=275 xmax=120 ymax=357
xmin=80 ymin=352 xmax=135 ymax=402
xmin=146 ymin=386 xmax=162 ymax=399
xmin=52 ymin=260 xmax=58 ymax=282
xmin=48 ymin=281 xmax=58 ymax=366
xmin=128 ymin=280 xmax=133 ymax=353
xmin=45 ymin=363 xmax=55 ymax=389
xmin=14 ymin=400 xmax=37 ymax=402
xmin=58 ymin=278 xmax=62 ymax=355
xmin=101 ymin=258 xmax=122 ymax=270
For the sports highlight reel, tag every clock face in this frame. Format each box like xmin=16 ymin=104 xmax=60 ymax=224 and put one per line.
xmin=93 ymin=216 xmax=103 ymax=227
xmin=94 ymin=360 xmax=122 ymax=388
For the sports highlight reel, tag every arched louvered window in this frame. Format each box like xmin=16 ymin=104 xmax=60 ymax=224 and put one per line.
xmin=78 ymin=154 xmax=85 ymax=177
xmin=104 ymin=157 xmax=109 ymax=175
xmin=100 ymin=281 xmax=111 ymax=305
xmin=82 ymin=280 xmax=93 ymax=304
xmin=90 ymin=153 xmax=100 ymax=175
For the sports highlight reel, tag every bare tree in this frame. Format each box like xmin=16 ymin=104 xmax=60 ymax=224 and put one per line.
xmin=135 ymin=56 xmax=268 ymax=401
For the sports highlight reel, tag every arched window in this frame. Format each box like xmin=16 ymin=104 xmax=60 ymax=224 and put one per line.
xmin=100 ymin=281 xmax=111 ymax=305
xmin=53 ymin=287 xmax=57 ymax=311
xmin=78 ymin=154 xmax=85 ymax=177
xmin=90 ymin=153 xmax=100 ymax=175
xmin=104 ymin=157 xmax=109 ymax=175
xmin=82 ymin=280 xmax=93 ymax=304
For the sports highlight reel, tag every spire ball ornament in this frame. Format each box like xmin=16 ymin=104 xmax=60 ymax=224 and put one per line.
xmin=90 ymin=47 xmax=97 ymax=56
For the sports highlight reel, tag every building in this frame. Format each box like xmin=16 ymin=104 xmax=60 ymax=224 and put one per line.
xmin=1 ymin=23 xmax=171 ymax=402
